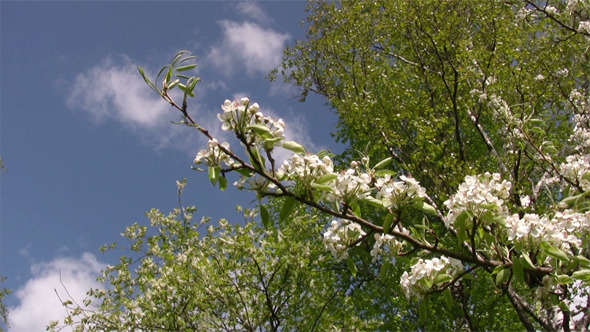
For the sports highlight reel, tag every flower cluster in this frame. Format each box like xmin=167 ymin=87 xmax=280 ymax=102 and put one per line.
xmin=370 ymin=232 xmax=404 ymax=261
xmin=323 ymin=219 xmax=366 ymax=261
xmin=323 ymin=166 xmax=372 ymax=204
xmin=218 ymin=98 xmax=286 ymax=143
xmin=375 ymin=175 xmax=427 ymax=209
xmin=400 ymin=256 xmax=463 ymax=299
xmin=560 ymin=155 xmax=590 ymax=192
xmin=443 ymin=173 xmax=512 ymax=229
xmin=194 ymin=139 xmax=232 ymax=167
xmin=506 ymin=210 xmax=590 ymax=253
xmin=278 ymin=153 xmax=334 ymax=184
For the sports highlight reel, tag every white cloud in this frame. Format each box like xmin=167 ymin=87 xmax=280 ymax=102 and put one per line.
xmin=66 ymin=56 xmax=203 ymax=153
xmin=8 ymin=253 xmax=105 ymax=332
xmin=205 ymin=21 xmax=290 ymax=77
xmin=67 ymin=56 xmax=169 ymax=128
xmin=235 ymin=2 xmax=272 ymax=24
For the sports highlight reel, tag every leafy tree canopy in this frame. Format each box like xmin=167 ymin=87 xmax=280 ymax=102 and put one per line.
xmin=52 ymin=1 xmax=590 ymax=331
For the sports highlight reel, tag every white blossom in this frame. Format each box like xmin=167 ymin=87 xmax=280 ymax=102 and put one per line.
xmin=443 ymin=173 xmax=512 ymax=229
xmin=505 ymin=210 xmax=590 ymax=253
xmin=370 ymin=233 xmax=404 ymax=261
xmin=323 ymin=219 xmax=366 ymax=261
xmin=374 ymin=175 xmax=427 ymax=209
xmin=194 ymin=139 xmax=232 ymax=167
xmin=400 ymin=256 xmax=463 ymax=299
xmin=323 ymin=168 xmax=372 ymax=204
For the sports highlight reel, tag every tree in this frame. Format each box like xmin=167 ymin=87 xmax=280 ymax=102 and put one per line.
xmin=0 ymin=276 xmax=10 ymax=332
xmin=0 ymin=162 xmax=9 ymax=332
xmin=50 ymin=183 xmax=393 ymax=331
xmin=272 ymin=0 xmax=590 ymax=329
xmin=53 ymin=0 xmax=590 ymax=330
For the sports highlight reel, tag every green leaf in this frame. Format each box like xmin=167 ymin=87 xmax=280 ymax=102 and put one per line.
xmin=247 ymin=124 xmax=272 ymax=138
xmin=249 ymin=148 xmax=266 ymax=172
xmin=167 ymin=79 xmax=180 ymax=90
xmin=521 ymin=253 xmax=536 ymax=270
xmin=361 ymin=196 xmax=386 ymax=209
xmin=311 ymin=183 xmax=334 ymax=192
xmin=560 ymin=191 xmax=589 ymax=208
xmin=540 ymin=242 xmax=570 ymax=262
xmin=279 ymin=196 xmax=297 ymax=222
xmin=260 ymin=205 xmax=271 ymax=229
xmin=316 ymin=150 xmax=334 ymax=159
xmin=263 ymin=136 xmax=284 ymax=147
xmin=443 ymin=288 xmax=453 ymax=308
xmin=530 ymin=126 xmax=546 ymax=135
xmin=373 ymin=157 xmax=392 ymax=169
xmin=374 ymin=170 xmax=397 ymax=178
xmin=572 ymin=269 xmax=590 ymax=281
xmin=235 ymin=168 xmax=254 ymax=178
xmin=412 ymin=201 xmax=437 ymax=215
xmin=495 ymin=268 xmax=509 ymax=286
xmin=219 ymin=176 xmax=228 ymax=191
xmin=577 ymin=255 xmax=590 ymax=268
xmin=434 ymin=273 xmax=453 ymax=284
xmin=380 ymin=259 xmax=391 ymax=281
xmin=512 ymin=259 xmax=524 ymax=284
xmin=175 ymin=64 xmax=197 ymax=72
xmin=209 ymin=166 xmax=220 ymax=186
xmin=383 ymin=213 xmax=395 ymax=234
xmin=165 ymin=68 xmax=173 ymax=84
xmin=282 ymin=141 xmax=307 ymax=155
xmin=350 ymin=201 xmax=361 ymax=217
xmin=138 ymin=66 xmax=159 ymax=93
xmin=316 ymin=173 xmax=338 ymax=184
xmin=347 ymin=256 xmax=358 ymax=278
xmin=418 ymin=297 xmax=429 ymax=325
xmin=556 ymin=274 xmax=574 ymax=285
xmin=559 ymin=301 xmax=570 ymax=312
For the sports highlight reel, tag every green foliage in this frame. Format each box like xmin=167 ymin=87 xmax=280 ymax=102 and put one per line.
xmin=276 ymin=0 xmax=589 ymax=207
xmin=271 ymin=0 xmax=590 ymax=329
xmin=50 ymin=200 xmax=389 ymax=331
xmin=51 ymin=1 xmax=590 ymax=330
xmin=0 ymin=276 xmax=10 ymax=332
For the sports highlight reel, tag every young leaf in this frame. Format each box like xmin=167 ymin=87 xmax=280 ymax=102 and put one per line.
xmin=577 ymin=255 xmax=590 ymax=268
xmin=540 ymin=242 xmax=569 ymax=262
xmin=512 ymin=259 xmax=524 ymax=284
xmin=521 ymin=253 xmax=536 ymax=270
xmin=555 ymin=274 xmax=574 ymax=285
xmin=383 ymin=213 xmax=395 ymax=234
xmin=361 ymin=196 xmax=386 ymax=209
xmin=380 ymin=259 xmax=391 ymax=281
xmin=572 ymin=269 xmax=590 ymax=281
xmin=316 ymin=173 xmax=338 ymax=184
xmin=260 ymin=205 xmax=271 ymax=229
xmin=282 ymin=141 xmax=307 ymax=155
xmin=209 ymin=166 xmax=220 ymax=186
xmin=247 ymin=124 xmax=272 ymax=138
xmin=373 ymin=157 xmax=392 ymax=169
xmin=347 ymin=256 xmax=358 ymax=278
xmin=412 ymin=201 xmax=437 ymax=215
xmin=418 ymin=297 xmax=429 ymax=325
xmin=495 ymin=268 xmax=509 ymax=286
xmin=350 ymin=201 xmax=361 ymax=218
xmin=279 ymin=196 xmax=297 ymax=221
xmin=219 ymin=176 xmax=228 ymax=191
xmin=176 ymin=64 xmax=197 ymax=72
xmin=434 ymin=273 xmax=453 ymax=284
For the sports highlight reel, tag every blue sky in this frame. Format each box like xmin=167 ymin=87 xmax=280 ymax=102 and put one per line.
xmin=0 ymin=2 xmax=341 ymax=330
